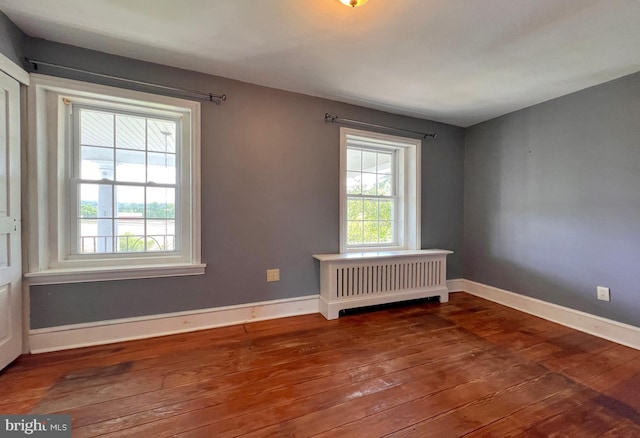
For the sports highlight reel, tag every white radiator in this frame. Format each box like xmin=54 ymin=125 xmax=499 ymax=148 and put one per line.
xmin=313 ymin=249 xmax=452 ymax=319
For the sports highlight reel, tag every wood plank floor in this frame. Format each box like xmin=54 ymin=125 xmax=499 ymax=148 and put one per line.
xmin=1 ymin=292 xmax=640 ymax=437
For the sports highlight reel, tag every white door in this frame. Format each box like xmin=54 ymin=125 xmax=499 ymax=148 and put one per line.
xmin=0 ymin=70 xmax=22 ymax=371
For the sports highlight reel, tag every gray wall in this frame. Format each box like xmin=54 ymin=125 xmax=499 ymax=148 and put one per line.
xmin=0 ymin=10 xmax=25 ymax=67
xmin=464 ymin=71 xmax=640 ymax=327
xmin=4 ymin=12 xmax=638 ymax=331
xmin=23 ymin=39 xmax=464 ymax=328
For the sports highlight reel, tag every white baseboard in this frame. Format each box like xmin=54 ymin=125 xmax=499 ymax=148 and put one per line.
xmin=447 ymin=278 xmax=465 ymax=293
xmin=462 ymin=279 xmax=640 ymax=351
xmin=29 ymin=279 xmax=640 ymax=353
xmin=29 ymin=295 xmax=320 ymax=354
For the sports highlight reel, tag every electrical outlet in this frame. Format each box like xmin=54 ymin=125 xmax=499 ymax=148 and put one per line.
xmin=597 ymin=286 xmax=610 ymax=302
xmin=266 ymin=269 xmax=280 ymax=282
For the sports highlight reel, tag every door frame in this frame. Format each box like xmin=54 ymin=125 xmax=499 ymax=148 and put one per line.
xmin=0 ymin=52 xmax=30 ymax=356
xmin=0 ymin=53 xmax=30 ymax=86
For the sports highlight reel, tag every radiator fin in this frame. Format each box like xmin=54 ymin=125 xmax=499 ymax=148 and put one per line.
xmin=334 ymin=260 xmax=442 ymax=298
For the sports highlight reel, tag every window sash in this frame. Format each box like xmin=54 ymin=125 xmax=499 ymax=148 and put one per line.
xmin=345 ymin=144 xmax=399 ymax=249
xmin=71 ymin=179 xmax=180 ymax=255
xmin=69 ymin=104 xmax=182 ymax=257
xmin=346 ymin=194 xmax=397 ymax=247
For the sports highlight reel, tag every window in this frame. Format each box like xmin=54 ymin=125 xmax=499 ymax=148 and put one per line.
xmin=73 ymin=106 xmax=178 ymax=255
xmin=25 ymin=75 xmax=204 ymax=284
xmin=345 ymin=147 xmax=395 ymax=246
xmin=340 ymin=127 xmax=420 ymax=253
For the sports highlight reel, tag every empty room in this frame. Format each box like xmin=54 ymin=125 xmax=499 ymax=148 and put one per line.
xmin=0 ymin=0 xmax=639 ymax=436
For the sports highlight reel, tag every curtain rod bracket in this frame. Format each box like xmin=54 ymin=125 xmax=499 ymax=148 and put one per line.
xmin=324 ymin=112 xmax=337 ymax=123
xmin=211 ymin=94 xmax=227 ymax=102
xmin=324 ymin=113 xmax=437 ymax=139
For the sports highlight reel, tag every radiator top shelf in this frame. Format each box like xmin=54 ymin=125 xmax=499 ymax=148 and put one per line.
xmin=313 ymin=249 xmax=453 ymax=262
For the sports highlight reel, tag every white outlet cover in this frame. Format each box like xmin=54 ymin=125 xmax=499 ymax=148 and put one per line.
xmin=597 ymin=286 xmax=610 ymax=302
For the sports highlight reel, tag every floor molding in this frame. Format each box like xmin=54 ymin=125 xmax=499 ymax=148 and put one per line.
xmin=29 ymin=282 xmax=465 ymax=354
xmin=446 ymin=278 xmax=465 ymax=293
xmin=28 ymin=279 xmax=640 ymax=353
xmin=29 ymin=295 xmax=320 ymax=353
xmin=462 ymin=279 xmax=640 ymax=350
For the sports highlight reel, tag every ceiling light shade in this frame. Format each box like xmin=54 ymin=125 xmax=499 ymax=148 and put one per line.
xmin=339 ymin=0 xmax=369 ymax=7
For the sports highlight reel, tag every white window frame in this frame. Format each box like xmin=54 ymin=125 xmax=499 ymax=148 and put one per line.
xmin=340 ymin=127 xmax=421 ymax=253
xmin=24 ymin=75 xmax=205 ymax=284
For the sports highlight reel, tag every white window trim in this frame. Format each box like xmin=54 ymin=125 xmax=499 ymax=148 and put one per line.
xmin=24 ymin=74 xmax=205 ymax=284
xmin=339 ymin=127 xmax=421 ymax=253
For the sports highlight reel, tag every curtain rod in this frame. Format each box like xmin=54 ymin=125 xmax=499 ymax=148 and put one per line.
xmin=324 ymin=113 xmax=437 ymax=139
xmin=25 ymin=57 xmax=227 ymax=103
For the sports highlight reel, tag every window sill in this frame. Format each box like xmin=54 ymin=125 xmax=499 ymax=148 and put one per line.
xmin=24 ymin=263 xmax=206 ymax=285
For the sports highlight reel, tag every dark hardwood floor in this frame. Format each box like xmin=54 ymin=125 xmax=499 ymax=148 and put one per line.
xmin=1 ymin=292 xmax=639 ymax=437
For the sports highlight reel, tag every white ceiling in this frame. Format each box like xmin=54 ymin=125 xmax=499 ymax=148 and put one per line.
xmin=2 ymin=0 xmax=640 ymax=127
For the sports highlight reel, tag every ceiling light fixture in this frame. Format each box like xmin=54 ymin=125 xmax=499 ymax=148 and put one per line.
xmin=339 ymin=0 xmax=368 ymax=8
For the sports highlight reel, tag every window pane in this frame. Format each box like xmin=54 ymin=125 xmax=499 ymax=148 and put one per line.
xmin=363 ymin=221 xmax=379 ymax=244
xmin=116 ymin=114 xmax=145 ymax=150
xmin=147 ymin=187 xmax=175 ymax=219
xmin=347 ymin=221 xmax=363 ymax=245
xmin=80 ymin=109 xmax=113 ymax=147
xmin=362 ymin=151 xmax=376 ymax=172
xmin=148 ymin=119 xmax=177 ymax=153
xmin=116 ymin=186 xmax=144 ymax=218
xmin=363 ymin=199 xmax=377 ymax=220
xmin=116 ymin=220 xmax=146 ymax=252
xmin=81 ymin=146 xmax=114 ymax=180
xmin=147 ymin=152 xmax=176 ymax=184
xmin=163 ymin=235 xmax=176 ymax=251
xmin=346 ymin=149 xmax=361 ymax=171
xmin=80 ymin=184 xmax=112 ymax=218
xmin=147 ymin=219 xmax=176 ymax=251
xmin=377 ymin=174 xmax=392 ymax=196
xmin=379 ymin=221 xmax=393 ymax=243
xmin=379 ymin=200 xmax=393 ymax=221
xmin=116 ymin=149 xmax=146 ymax=182
xmin=346 ymin=172 xmax=361 ymax=195
xmin=377 ymin=153 xmax=392 ymax=174
xmin=361 ymin=173 xmax=377 ymax=195
xmin=79 ymin=218 xmax=113 ymax=253
xmin=347 ymin=199 xmax=363 ymax=220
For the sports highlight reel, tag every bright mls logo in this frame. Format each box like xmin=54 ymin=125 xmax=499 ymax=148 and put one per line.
xmin=0 ymin=415 xmax=71 ymax=437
